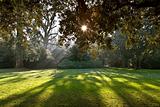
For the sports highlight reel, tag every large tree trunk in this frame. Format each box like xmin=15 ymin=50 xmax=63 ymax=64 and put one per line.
xmin=122 ymin=57 xmax=128 ymax=68
xmin=15 ymin=28 xmax=24 ymax=68
xmin=15 ymin=45 xmax=24 ymax=68
xmin=138 ymin=55 xmax=143 ymax=69
xmin=134 ymin=55 xmax=142 ymax=69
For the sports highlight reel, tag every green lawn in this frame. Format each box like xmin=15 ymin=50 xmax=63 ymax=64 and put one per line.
xmin=0 ymin=68 xmax=160 ymax=107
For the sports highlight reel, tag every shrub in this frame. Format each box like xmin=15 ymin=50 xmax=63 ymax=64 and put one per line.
xmin=58 ymin=59 xmax=103 ymax=69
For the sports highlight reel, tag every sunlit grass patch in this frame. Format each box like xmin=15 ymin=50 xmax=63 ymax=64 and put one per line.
xmin=0 ymin=68 xmax=160 ymax=107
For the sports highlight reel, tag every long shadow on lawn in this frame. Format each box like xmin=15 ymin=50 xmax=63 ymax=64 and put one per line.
xmin=0 ymin=69 xmax=160 ymax=107
xmin=103 ymin=74 xmax=159 ymax=107
xmin=0 ymin=69 xmax=105 ymax=107
xmin=0 ymin=70 xmax=50 ymax=85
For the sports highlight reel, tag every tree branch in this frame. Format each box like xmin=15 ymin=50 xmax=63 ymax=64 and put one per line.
xmin=115 ymin=0 xmax=160 ymax=10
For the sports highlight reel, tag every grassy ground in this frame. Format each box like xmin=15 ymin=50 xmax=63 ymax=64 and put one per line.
xmin=0 ymin=68 xmax=159 ymax=107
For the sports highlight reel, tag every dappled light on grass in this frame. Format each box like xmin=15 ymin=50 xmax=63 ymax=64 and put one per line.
xmin=143 ymin=83 xmax=160 ymax=91
xmin=0 ymin=68 xmax=159 ymax=107
xmin=113 ymin=78 xmax=129 ymax=83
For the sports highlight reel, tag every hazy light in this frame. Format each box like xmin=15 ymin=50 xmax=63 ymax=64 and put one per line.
xmin=81 ymin=25 xmax=87 ymax=31
xmin=108 ymin=33 xmax=112 ymax=37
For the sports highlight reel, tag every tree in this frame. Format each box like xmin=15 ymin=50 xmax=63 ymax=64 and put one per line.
xmin=0 ymin=0 xmax=43 ymax=68
xmin=1 ymin=0 xmax=159 ymax=50
xmin=59 ymin=0 xmax=160 ymax=50
xmin=1 ymin=0 xmax=160 ymax=63
xmin=35 ymin=1 xmax=60 ymax=49
xmin=0 ymin=36 xmax=15 ymax=68
xmin=0 ymin=0 xmax=60 ymax=68
xmin=100 ymin=19 xmax=160 ymax=68
xmin=129 ymin=19 xmax=160 ymax=69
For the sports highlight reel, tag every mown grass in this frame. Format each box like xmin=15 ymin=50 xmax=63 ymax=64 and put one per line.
xmin=0 ymin=68 xmax=160 ymax=107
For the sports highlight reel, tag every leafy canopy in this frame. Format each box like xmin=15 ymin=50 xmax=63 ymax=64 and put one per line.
xmin=0 ymin=0 xmax=160 ymax=50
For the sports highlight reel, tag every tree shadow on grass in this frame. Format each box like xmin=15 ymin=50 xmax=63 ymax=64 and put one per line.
xmin=109 ymin=78 xmax=160 ymax=107
xmin=0 ymin=69 xmax=32 ymax=73
xmin=0 ymin=74 xmax=18 ymax=80
xmin=0 ymin=69 xmax=160 ymax=107
xmin=0 ymin=69 xmax=106 ymax=107
xmin=99 ymin=70 xmax=160 ymax=107
xmin=0 ymin=70 xmax=53 ymax=85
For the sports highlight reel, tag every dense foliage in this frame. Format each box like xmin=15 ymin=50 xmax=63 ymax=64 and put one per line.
xmin=59 ymin=0 xmax=160 ymax=50
xmin=0 ymin=0 xmax=160 ymax=68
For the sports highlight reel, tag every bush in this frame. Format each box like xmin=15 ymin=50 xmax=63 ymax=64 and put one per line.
xmin=141 ymin=50 xmax=160 ymax=69
xmin=58 ymin=59 xmax=103 ymax=69
xmin=0 ymin=43 xmax=15 ymax=68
